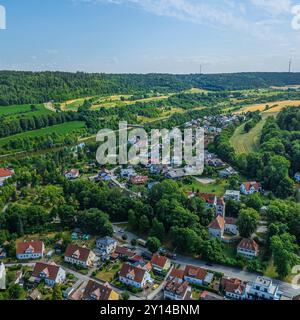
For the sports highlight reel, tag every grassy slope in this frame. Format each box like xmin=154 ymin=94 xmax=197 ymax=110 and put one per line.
xmin=229 ymin=101 xmax=299 ymax=154
xmin=0 ymin=104 xmax=52 ymax=119
xmin=230 ymin=119 xmax=267 ymax=154
xmin=0 ymin=121 xmax=85 ymax=147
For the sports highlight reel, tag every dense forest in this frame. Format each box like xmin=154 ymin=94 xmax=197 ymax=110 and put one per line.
xmin=1 ymin=71 xmax=300 ymax=105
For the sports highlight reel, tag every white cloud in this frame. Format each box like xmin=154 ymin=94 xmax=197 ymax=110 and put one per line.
xmin=250 ymin=0 xmax=292 ymax=15
xmin=76 ymin=0 xmax=300 ymax=42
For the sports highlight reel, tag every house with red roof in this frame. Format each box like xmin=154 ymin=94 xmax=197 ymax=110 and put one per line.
xmin=208 ymin=216 xmax=225 ymax=238
xmin=198 ymin=193 xmax=217 ymax=210
xmin=151 ymin=253 xmax=171 ymax=273
xmin=64 ymin=244 xmax=96 ymax=268
xmin=16 ymin=241 xmax=45 ymax=260
xmin=240 ymin=181 xmax=262 ymax=195
xmin=221 ymin=277 xmax=246 ymax=300
xmin=119 ymin=263 xmax=152 ymax=289
xmin=237 ymin=238 xmax=259 ymax=258
xmin=183 ymin=265 xmax=207 ymax=286
xmin=168 ymin=268 xmax=185 ymax=283
xmin=0 ymin=168 xmax=14 ymax=187
xmin=32 ymin=262 xmax=66 ymax=287
xmin=198 ymin=193 xmax=225 ymax=217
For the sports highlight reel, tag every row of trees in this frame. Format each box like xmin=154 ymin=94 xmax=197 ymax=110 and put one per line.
xmin=1 ymin=71 xmax=300 ymax=105
xmin=0 ymin=112 xmax=79 ymax=138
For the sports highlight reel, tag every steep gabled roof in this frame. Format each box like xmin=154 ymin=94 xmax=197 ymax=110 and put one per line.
xmin=119 ymin=263 xmax=147 ymax=284
xmin=65 ymin=244 xmax=92 ymax=262
xmin=83 ymin=280 xmax=113 ymax=300
xmin=16 ymin=241 xmax=44 ymax=255
xmin=32 ymin=262 xmax=60 ymax=281
xmin=208 ymin=216 xmax=225 ymax=230
xmin=238 ymin=238 xmax=259 ymax=252
xmin=151 ymin=254 xmax=169 ymax=268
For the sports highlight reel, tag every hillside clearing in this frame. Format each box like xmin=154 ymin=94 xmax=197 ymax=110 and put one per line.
xmin=0 ymin=121 xmax=86 ymax=148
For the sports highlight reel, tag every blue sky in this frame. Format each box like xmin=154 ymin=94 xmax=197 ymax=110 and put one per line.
xmin=0 ymin=0 xmax=299 ymax=73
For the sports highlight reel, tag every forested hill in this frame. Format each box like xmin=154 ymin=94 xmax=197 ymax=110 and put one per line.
xmin=1 ymin=71 xmax=300 ymax=105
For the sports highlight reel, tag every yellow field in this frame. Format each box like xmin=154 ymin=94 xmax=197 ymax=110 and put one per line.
xmin=235 ymin=100 xmax=300 ymax=114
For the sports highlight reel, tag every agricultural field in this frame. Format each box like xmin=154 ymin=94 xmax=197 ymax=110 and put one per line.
xmin=231 ymin=100 xmax=300 ymax=154
xmin=234 ymin=100 xmax=300 ymax=114
xmin=0 ymin=121 xmax=86 ymax=147
xmin=0 ymin=104 xmax=52 ymax=119
xmin=61 ymin=93 xmax=171 ymax=112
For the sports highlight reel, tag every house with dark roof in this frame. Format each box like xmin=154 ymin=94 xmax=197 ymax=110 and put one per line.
xmin=64 ymin=244 xmax=96 ymax=268
xmin=237 ymin=238 xmax=259 ymax=258
xmin=183 ymin=265 xmax=207 ymax=286
xmin=240 ymin=181 xmax=262 ymax=195
xmin=32 ymin=262 xmax=66 ymax=287
xmin=164 ymin=279 xmax=192 ymax=301
xmin=151 ymin=253 xmax=171 ymax=273
xmin=119 ymin=263 xmax=152 ymax=289
xmin=16 ymin=241 xmax=45 ymax=260
xmin=79 ymin=280 xmax=119 ymax=300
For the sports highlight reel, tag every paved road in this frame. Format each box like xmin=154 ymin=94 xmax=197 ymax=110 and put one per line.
xmin=113 ymin=227 xmax=300 ymax=299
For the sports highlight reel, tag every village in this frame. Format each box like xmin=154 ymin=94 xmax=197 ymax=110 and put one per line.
xmin=1 ymin=112 xmax=300 ymax=301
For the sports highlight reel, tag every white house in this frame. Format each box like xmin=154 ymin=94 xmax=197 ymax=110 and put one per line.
xmin=246 ymin=276 xmax=282 ymax=300
xmin=221 ymin=277 xmax=246 ymax=300
xmin=224 ymin=217 xmax=238 ymax=235
xmin=0 ymin=168 xmax=14 ymax=187
xmin=119 ymin=263 xmax=152 ymax=289
xmin=0 ymin=262 xmax=6 ymax=290
xmin=96 ymin=237 xmax=117 ymax=255
xmin=65 ymin=244 xmax=96 ymax=268
xmin=164 ymin=279 xmax=192 ymax=301
xmin=224 ymin=190 xmax=241 ymax=202
xmin=240 ymin=182 xmax=262 ymax=195
xmin=216 ymin=197 xmax=226 ymax=217
xmin=16 ymin=241 xmax=45 ymax=260
xmin=64 ymin=169 xmax=80 ymax=180
xmin=237 ymin=238 xmax=259 ymax=258
xmin=208 ymin=216 xmax=225 ymax=239
xmin=32 ymin=262 xmax=66 ymax=287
